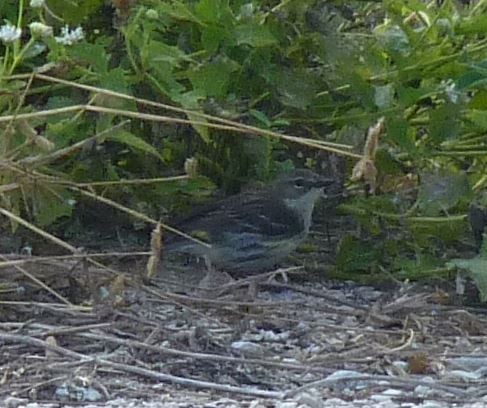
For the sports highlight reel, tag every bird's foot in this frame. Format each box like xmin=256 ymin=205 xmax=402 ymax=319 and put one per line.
xmin=266 ymin=268 xmax=289 ymax=284
xmin=197 ymin=268 xmax=234 ymax=298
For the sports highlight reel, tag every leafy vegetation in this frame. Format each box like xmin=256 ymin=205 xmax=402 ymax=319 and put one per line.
xmin=2 ymin=0 xmax=487 ymax=294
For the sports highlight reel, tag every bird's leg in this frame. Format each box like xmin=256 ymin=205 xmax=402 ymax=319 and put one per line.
xmin=197 ymin=256 xmax=234 ymax=296
xmin=266 ymin=268 xmax=289 ymax=284
xmin=247 ymin=280 xmax=258 ymax=300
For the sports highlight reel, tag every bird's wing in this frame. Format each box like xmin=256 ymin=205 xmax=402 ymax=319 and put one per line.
xmin=171 ymin=192 xmax=304 ymax=246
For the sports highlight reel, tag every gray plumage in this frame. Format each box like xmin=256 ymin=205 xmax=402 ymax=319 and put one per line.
xmin=167 ymin=169 xmax=341 ymax=276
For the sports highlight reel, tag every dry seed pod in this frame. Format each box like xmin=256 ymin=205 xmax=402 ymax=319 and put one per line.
xmin=146 ymin=222 xmax=163 ymax=279
xmin=45 ymin=335 xmax=59 ymax=360
xmin=351 ymin=117 xmax=385 ymax=194
xmin=184 ymin=157 xmax=198 ymax=178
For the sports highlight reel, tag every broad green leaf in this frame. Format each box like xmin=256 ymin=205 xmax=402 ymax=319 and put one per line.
xmin=195 ymin=0 xmax=233 ymax=24
xmin=69 ymin=42 xmax=109 ymax=74
xmin=395 ymin=253 xmax=442 ymax=277
xmin=456 ymin=70 xmax=487 ymax=90
xmin=387 ymin=117 xmax=418 ymax=156
xmin=188 ymin=58 xmax=239 ymax=98
xmin=428 ymin=103 xmax=461 ymax=143
xmin=418 ymin=170 xmax=470 ymax=216
xmin=469 ymin=90 xmax=487 ymax=110
xmin=107 ymin=130 xmax=164 ymax=162
xmin=175 ymin=91 xmax=210 ymax=142
xmin=407 ymin=217 xmax=467 ymax=246
xmin=35 ymin=187 xmax=74 ymax=227
xmin=158 ymin=1 xmax=203 ymax=25
xmin=45 ymin=96 xmax=80 ymax=111
xmin=152 ymin=63 xmax=186 ymax=98
xmin=46 ymin=120 xmax=89 ymax=147
xmin=201 ymin=26 xmax=231 ymax=54
xmin=249 ymin=109 xmax=271 ymax=127
xmin=468 ymin=110 xmax=487 ymax=129
xmin=373 ymin=23 xmax=410 ymax=56
xmin=397 ymin=85 xmax=432 ymax=106
xmin=448 ymin=247 xmax=487 ymax=302
xmin=374 ymin=84 xmax=394 ymax=109
xmin=336 ymin=235 xmax=380 ymax=273
xmin=268 ymin=68 xmax=319 ymax=110
xmin=46 ymin=0 xmax=103 ymax=24
xmin=147 ymin=40 xmax=191 ymax=68
xmin=186 ymin=111 xmax=210 ymax=142
xmin=96 ymin=68 xmax=137 ymax=111
xmin=234 ymin=23 xmax=277 ymax=48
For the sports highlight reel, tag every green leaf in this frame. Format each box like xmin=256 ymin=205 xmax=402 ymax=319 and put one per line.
xmin=249 ymin=109 xmax=271 ymax=127
xmin=46 ymin=120 xmax=88 ymax=147
xmin=395 ymin=253 xmax=442 ymax=277
xmin=46 ymin=0 xmax=103 ymax=24
xmin=418 ymin=170 xmax=471 ymax=216
xmin=336 ymin=235 xmax=380 ymax=273
xmin=268 ymin=68 xmax=319 ymax=110
xmin=374 ymin=84 xmax=394 ymax=109
xmin=201 ymin=26 xmax=230 ymax=54
xmin=107 ymin=130 xmax=164 ymax=162
xmin=428 ymin=103 xmax=461 ymax=143
xmin=158 ymin=1 xmax=203 ymax=25
xmin=175 ymin=91 xmax=210 ymax=142
xmin=469 ymin=90 xmax=487 ymax=110
xmin=234 ymin=23 xmax=277 ymax=48
xmin=468 ymin=110 xmax=487 ymax=129
xmin=35 ymin=187 xmax=74 ymax=227
xmin=194 ymin=0 xmax=233 ymax=24
xmin=373 ymin=23 xmax=410 ymax=56
xmin=397 ymin=85 xmax=432 ymax=106
xmin=97 ymin=68 xmax=137 ymax=111
xmin=387 ymin=117 xmax=418 ymax=156
xmin=448 ymin=244 xmax=487 ymax=302
xmin=188 ymin=58 xmax=239 ymax=98
xmin=152 ymin=63 xmax=186 ymax=97
xmin=45 ymin=96 xmax=80 ymax=111
xmin=147 ymin=40 xmax=191 ymax=68
xmin=69 ymin=42 xmax=109 ymax=74
xmin=456 ymin=70 xmax=487 ymax=91
xmin=456 ymin=15 xmax=487 ymax=36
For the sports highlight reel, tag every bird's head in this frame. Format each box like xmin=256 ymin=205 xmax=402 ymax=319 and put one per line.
xmin=272 ymin=169 xmax=342 ymax=229
xmin=273 ymin=169 xmax=338 ymax=198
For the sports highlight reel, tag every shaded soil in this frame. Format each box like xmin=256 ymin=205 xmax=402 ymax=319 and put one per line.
xmin=1 ymin=207 xmax=486 ymax=407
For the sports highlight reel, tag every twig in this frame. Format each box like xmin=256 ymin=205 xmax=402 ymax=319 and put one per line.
xmin=0 ymin=331 xmax=284 ymax=399
xmin=0 ymin=332 xmax=91 ymax=360
xmin=284 ymin=373 xmax=468 ymax=399
xmin=378 ymin=329 xmax=415 ymax=354
xmin=95 ymin=359 xmax=284 ymax=399
xmin=0 ymin=254 xmax=72 ymax=305
xmin=263 ymin=281 xmax=370 ymax=311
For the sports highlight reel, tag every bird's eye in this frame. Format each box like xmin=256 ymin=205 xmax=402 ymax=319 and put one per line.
xmin=294 ymin=178 xmax=305 ymax=187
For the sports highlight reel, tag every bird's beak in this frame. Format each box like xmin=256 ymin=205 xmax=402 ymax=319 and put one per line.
xmin=320 ymin=179 xmax=346 ymax=200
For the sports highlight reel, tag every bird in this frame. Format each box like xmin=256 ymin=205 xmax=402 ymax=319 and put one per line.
xmin=165 ymin=169 xmax=342 ymax=278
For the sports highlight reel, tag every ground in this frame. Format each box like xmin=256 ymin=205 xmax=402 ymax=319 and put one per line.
xmin=1 ymin=211 xmax=487 ymax=407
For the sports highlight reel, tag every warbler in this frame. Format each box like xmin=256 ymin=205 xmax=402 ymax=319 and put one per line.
xmin=165 ymin=169 xmax=342 ymax=276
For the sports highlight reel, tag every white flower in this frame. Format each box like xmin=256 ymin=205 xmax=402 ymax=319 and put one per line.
xmin=0 ymin=23 xmax=21 ymax=44
xmin=55 ymin=25 xmax=84 ymax=45
xmin=440 ymin=79 xmax=460 ymax=104
xmin=440 ymin=79 xmax=470 ymax=105
xmin=30 ymin=0 xmax=45 ymax=8
xmin=145 ymin=9 xmax=158 ymax=20
xmin=29 ymin=22 xmax=53 ymax=38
